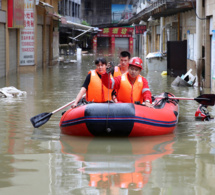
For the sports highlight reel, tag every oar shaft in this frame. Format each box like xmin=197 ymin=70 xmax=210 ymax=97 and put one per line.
xmin=52 ymin=94 xmax=86 ymax=114
xmin=52 ymin=100 xmax=75 ymax=114
xmin=155 ymin=96 xmax=210 ymax=102
xmin=168 ymin=97 xmax=194 ymax=100
xmin=156 ymin=96 xmax=194 ymax=100
xmin=169 ymin=97 xmax=210 ymax=101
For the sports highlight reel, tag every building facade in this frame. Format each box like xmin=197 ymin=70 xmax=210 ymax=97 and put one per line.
xmin=128 ymin=0 xmax=215 ymax=92
xmin=81 ymin=0 xmax=134 ymax=54
xmin=58 ymin=0 xmax=96 ymax=53
xmin=0 ymin=0 xmax=60 ymax=79
xmin=205 ymin=0 xmax=215 ymax=92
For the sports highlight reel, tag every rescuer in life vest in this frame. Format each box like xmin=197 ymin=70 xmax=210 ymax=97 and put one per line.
xmin=102 ymin=57 xmax=152 ymax=107
xmin=107 ymin=51 xmax=131 ymax=102
xmin=108 ymin=51 xmax=131 ymax=77
xmin=71 ymin=57 xmax=112 ymax=108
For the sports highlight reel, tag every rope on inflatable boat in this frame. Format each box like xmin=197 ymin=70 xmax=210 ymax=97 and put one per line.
xmin=106 ymin=72 xmax=111 ymax=133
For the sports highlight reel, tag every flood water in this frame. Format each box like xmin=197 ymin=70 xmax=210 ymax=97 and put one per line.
xmin=1 ymin=53 xmax=215 ymax=194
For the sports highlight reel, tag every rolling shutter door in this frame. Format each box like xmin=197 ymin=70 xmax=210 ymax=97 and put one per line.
xmin=53 ymin=31 xmax=59 ymax=60
xmin=9 ymin=29 xmax=17 ymax=73
xmin=46 ymin=26 xmax=50 ymax=65
xmin=37 ymin=25 xmax=43 ymax=67
xmin=0 ymin=23 xmax=5 ymax=78
xmin=115 ymin=38 xmax=129 ymax=50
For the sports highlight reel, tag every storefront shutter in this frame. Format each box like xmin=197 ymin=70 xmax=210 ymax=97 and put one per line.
xmin=0 ymin=23 xmax=6 ymax=78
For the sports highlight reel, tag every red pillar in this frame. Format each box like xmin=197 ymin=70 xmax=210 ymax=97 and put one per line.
xmin=110 ymin=37 xmax=115 ymax=54
xmin=129 ymin=37 xmax=133 ymax=54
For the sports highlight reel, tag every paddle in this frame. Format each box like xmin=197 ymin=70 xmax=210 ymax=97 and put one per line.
xmin=156 ymin=94 xmax=215 ymax=106
xmin=30 ymin=95 xmax=85 ymax=128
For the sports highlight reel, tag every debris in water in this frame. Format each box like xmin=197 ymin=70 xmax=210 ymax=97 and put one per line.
xmin=0 ymin=86 xmax=27 ymax=98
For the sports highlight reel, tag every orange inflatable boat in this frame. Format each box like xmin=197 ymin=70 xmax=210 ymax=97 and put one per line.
xmin=59 ymin=92 xmax=179 ymax=136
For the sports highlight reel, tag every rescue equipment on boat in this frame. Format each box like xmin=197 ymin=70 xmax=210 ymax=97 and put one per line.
xmin=195 ymin=104 xmax=214 ymax=121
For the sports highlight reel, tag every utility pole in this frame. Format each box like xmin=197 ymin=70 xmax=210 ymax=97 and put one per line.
xmin=196 ymin=0 xmax=203 ymax=86
xmin=160 ymin=17 xmax=164 ymax=53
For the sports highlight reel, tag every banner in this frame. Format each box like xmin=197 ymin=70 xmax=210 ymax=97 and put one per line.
xmin=19 ymin=0 xmax=35 ymax=66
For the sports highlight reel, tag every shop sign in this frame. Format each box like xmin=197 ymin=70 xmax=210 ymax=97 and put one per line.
xmin=97 ymin=27 xmax=133 ymax=38
xmin=8 ymin=0 xmax=24 ymax=28
xmin=19 ymin=0 xmax=35 ymax=66
xmin=135 ymin=25 xmax=147 ymax=34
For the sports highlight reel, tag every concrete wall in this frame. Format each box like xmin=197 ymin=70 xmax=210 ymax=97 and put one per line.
xmin=205 ymin=0 xmax=215 ymax=18
xmin=181 ymin=10 xmax=197 ymax=75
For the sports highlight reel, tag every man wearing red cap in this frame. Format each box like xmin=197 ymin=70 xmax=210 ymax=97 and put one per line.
xmin=102 ymin=57 xmax=152 ymax=107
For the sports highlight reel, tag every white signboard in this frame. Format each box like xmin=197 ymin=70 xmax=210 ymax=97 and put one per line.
xmin=212 ymin=30 xmax=215 ymax=80
xmin=19 ymin=0 xmax=35 ymax=65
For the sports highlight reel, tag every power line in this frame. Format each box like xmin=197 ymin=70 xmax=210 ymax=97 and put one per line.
xmin=191 ymin=0 xmax=208 ymax=20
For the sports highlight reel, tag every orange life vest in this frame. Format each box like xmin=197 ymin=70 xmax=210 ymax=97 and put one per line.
xmin=117 ymin=73 xmax=143 ymax=103
xmin=113 ymin=66 xmax=122 ymax=77
xmin=87 ymin=70 xmax=112 ymax=102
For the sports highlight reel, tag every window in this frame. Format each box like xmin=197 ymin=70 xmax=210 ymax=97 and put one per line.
xmin=69 ymin=1 xmax=72 ymax=16
xmin=72 ymin=2 xmax=75 ymax=17
xmin=75 ymin=3 xmax=77 ymax=17
xmin=65 ymin=0 xmax=69 ymax=16
xmin=77 ymin=4 xmax=80 ymax=18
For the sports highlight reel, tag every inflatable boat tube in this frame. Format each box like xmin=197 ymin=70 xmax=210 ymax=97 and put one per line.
xmin=59 ymin=92 xmax=179 ymax=137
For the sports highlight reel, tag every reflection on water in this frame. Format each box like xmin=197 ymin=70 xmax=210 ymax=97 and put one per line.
xmin=0 ymin=54 xmax=215 ymax=194
xmin=58 ymin=134 xmax=175 ymax=194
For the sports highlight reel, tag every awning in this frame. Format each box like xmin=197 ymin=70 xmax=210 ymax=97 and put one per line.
xmin=60 ymin=21 xmax=94 ymax=31
xmin=60 ymin=20 xmax=100 ymax=41
xmin=39 ymin=1 xmax=54 ymax=15
xmin=37 ymin=1 xmax=61 ymax=20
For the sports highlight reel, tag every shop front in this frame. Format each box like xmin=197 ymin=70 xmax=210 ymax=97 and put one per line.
xmin=94 ymin=27 xmax=134 ymax=54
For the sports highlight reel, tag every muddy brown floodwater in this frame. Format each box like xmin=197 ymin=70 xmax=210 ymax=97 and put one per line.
xmin=0 ymin=53 xmax=215 ymax=195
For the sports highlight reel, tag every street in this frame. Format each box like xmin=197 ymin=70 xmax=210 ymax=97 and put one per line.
xmin=0 ymin=54 xmax=215 ymax=194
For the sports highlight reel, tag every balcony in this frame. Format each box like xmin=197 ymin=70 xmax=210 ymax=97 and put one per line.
xmin=129 ymin=0 xmax=195 ymax=24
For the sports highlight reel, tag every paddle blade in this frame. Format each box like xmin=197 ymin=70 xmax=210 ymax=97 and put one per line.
xmin=195 ymin=94 xmax=215 ymax=106
xmin=30 ymin=112 xmax=52 ymax=128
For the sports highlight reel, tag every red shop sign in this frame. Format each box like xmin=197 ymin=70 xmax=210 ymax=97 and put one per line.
xmin=97 ymin=27 xmax=133 ymax=38
xmin=135 ymin=25 xmax=147 ymax=34
xmin=8 ymin=0 xmax=24 ymax=28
